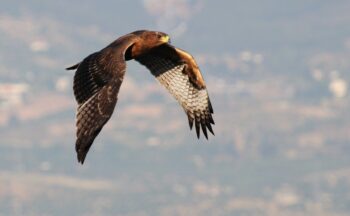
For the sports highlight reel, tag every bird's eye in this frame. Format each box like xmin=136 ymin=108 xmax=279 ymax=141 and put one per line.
xmin=157 ymin=34 xmax=162 ymax=39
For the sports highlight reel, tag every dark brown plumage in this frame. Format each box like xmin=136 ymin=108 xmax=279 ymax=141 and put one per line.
xmin=66 ymin=30 xmax=214 ymax=164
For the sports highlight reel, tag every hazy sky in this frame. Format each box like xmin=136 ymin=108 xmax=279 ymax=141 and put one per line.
xmin=0 ymin=1 xmax=349 ymax=215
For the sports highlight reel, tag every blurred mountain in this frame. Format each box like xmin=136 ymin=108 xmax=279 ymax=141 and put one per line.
xmin=0 ymin=1 xmax=349 ymax=215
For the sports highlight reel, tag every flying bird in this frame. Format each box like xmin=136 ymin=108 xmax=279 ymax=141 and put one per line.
xmin=66 ymin=30 xmax=214 ymax=164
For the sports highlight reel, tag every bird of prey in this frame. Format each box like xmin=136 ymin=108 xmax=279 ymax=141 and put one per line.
xmin=66 ymin=30 xmax=214 ymax=164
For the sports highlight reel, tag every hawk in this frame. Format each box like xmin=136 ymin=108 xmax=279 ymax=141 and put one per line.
xmin=66 ymin=30 xmax=214 ymax=164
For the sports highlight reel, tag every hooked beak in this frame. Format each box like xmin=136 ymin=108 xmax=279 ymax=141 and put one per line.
xmin=160 ymin=35 xmax=170 ymax=43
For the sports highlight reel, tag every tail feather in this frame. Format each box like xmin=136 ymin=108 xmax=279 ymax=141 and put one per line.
xmin=66 ymin=63 xmax=80 ymax=70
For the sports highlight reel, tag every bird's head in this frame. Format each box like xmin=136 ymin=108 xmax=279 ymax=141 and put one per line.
xmin=133 ymin=30 xmax=170 ymax=48
xmin=125 ymin=30 xmax=171 ymax=59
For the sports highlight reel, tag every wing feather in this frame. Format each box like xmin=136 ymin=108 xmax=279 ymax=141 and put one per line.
xmin=135 ymin=44 xmax=214 ymax=139
xmin=72 ymin=52 xmax=113 ymax=105
xmin=75 ymin=80 xmax=120 ymax=163
xmin=67 ymin=45 xmax=130 ymax=163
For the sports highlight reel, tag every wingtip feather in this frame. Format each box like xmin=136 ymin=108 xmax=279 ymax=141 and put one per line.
xmin=75 ymin=137 xmax=91 ymax=165
xmin=209 ymin=114 xmax=215 ymax=125
xmin=77 ymin=151 xmax=87 ymax=164
xmin=188 ymin=114 xmax=194 ymax=130
xmin=206 ymin=121 xmax=215 ymax=136
xmin=208 ymin=99 xmax=214 ymax=114
xmin=195 ymin=120 xmax=200 ymax=139
xmin=201 ymin=121 xmax=208 ymax=139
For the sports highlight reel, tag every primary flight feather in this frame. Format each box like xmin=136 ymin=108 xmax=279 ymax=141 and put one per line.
xmin=66 ymin=30 xmax=215 ymax=164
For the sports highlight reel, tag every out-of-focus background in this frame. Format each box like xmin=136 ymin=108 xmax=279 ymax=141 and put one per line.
xmin=0 ymin=1 xmax=349 ymax=215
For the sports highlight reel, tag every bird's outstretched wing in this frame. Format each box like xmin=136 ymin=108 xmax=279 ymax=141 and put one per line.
xmin=67 ymin=51 xmax=126 ymax=164
xmin=135 ymin=44 xmax=214 ymax=139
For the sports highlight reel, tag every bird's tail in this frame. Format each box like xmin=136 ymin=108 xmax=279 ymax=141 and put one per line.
xmin=66 ymin=63 xmax=80 ymax=70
